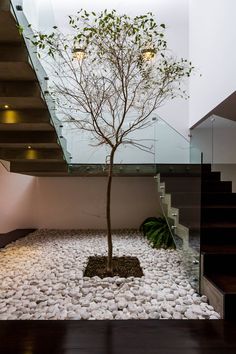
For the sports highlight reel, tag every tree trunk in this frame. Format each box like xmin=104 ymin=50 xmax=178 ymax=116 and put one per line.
xmin=106 ymin=148 xmax=115 ymax=275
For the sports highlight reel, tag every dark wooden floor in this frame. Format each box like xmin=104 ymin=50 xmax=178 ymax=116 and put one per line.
xmin=1 ymin=320 xmax=236 ymax=354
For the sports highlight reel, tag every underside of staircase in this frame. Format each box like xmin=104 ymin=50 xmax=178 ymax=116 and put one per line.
xmin=0 ymin=0 xmax=69 ymax=176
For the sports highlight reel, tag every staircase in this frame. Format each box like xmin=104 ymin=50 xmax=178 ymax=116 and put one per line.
xmin=158 ymin=165 xmax=201 ymax=292
xmin=0 ymin=0 xmax=69 ymax=176
xmin=159 ymin=165 xmax=201 ymax=252
xmin=161 ymin=164 xmax=236 ymax=319
xmin=201 ymin=164 xmax=236 ymax=319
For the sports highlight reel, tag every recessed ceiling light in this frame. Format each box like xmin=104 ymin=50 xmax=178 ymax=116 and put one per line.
xmin=27 ymin=145 xmax=32 ymax=149
xmin=4 ymin=105 xmax=9 ymax=109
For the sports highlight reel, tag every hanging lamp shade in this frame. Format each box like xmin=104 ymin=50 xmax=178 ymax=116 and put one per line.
xmin=73 ymin=47 xmax=86 ymax=60
xmin=141 ymin=48 xmax=156 ymax=61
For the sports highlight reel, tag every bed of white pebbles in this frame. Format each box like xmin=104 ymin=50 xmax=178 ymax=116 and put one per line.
xmin=0 ymin=230 xmax=220 ymax=320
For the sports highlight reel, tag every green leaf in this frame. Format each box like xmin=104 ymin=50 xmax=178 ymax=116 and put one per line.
xmin=140 ymin=216 xmax=175 ymax=249
xmin=16 ymin=24 xmax=24 ymax=35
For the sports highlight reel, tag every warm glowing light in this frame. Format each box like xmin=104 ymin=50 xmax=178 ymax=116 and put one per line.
xmin=27 ymin=145 xmax=32 ymax=149
xmin=25 ymin=149 xmax=38 ymax=159
xmin=4 ymin=105 xmax=9 ymax=109
xmin=73 ymin=48 xmax=86 ymax=61
xmin=24 ymin=350 xmax=33 ymax=354
xmin=141 ymin=48 xmax=156 ymax=61
xmin=2 ymin=110 xmax=19 ymax=124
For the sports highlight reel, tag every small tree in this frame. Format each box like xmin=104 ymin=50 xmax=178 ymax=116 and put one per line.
xmin=28 ymin=9 xmax=193 ymax=275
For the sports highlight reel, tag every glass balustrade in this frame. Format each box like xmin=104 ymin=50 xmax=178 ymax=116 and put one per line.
xmin=156 ymin=166 xmax=201 ymax=292
xmin=64 ymin=115 xmax=197 ymax=167
xmin=66 ymin=114 xmax=202 ymax=176
xmin=191 ymin=114 xmax=236 ymax=164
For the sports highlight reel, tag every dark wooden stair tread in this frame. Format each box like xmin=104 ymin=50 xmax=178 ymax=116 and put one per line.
xmin=205 ymin=273 xmax=236 ymax=293
xmin=202 ymin=244 xmax=236 ymax=254
xmin=179 ymin=205 xmax=236 ymax=208
xmin=203 ymin=205 xmax=236 ymax=209
xmin=202 ymin=222 xmax=236 ymax=228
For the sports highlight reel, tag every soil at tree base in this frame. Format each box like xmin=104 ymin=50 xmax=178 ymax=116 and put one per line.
xmin=84 ymin=256 xmax=144 ymax=278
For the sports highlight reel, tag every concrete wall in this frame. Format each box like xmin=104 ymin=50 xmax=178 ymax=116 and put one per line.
xmin=0 ymin=163 xmax=160 ymax=232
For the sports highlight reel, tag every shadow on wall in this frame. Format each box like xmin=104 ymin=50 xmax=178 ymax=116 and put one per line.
xmin=0 ymin=161 xmax=36 ymax=233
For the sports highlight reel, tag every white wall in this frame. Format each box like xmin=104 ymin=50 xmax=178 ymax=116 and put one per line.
xmin=0 ymin=163 xmax=36 ymax=233
xmin=34 ymin=176 xmax=159 ymax=229
xmin=0 ymin=163 xmax=160 ymax=231
xmin=189 ymin=0 xmax=236 ymax=127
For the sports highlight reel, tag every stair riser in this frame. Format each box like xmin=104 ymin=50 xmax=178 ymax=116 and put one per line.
xmin=202 ymin=193 xmax=236 ymax=205
xmin=0 ymin=44 xmax=28 ymax=61
xmin=202 ymin=228 xmax=236 ymax=245
xmin=164 ymin=178 xmax=201 ymax=193
xmin=0 ymin=131 xmax=58 ymax=143
xmin=225 ymin=295 xmax=236 ymax=320
xmin=178 ymin=209 xmax=200 ymax=225
xmin=0 ymin=109 xmax=51 ymax=124
xmin=165 ymin=180 xmax=231 ymax=193
xmin=0 ymin=149 xmax=63 ymax=161
xmin=0 ymin=81 xmax=40 ymax=97
xmin=202 ymin=208 xmax=236 ymax=222
xmin=171 ymin=193 xmax=201 ymax=207
xmin=204 ymin=254 xmax=236 ymax=274
xmin=202 ymin=182 xmax=232 ymax=193
xmin=11 ymin=161 xmax=68 ymax=172
xmin=0 ymin=11 xmax=21 ymax=43
xmin=201 ymin=165 xmax=212 ymax=173
xmin=202 ymin=172 xmax=221 ymax=181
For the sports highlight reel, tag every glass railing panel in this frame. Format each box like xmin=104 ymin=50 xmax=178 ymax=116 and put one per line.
xmin=156 ymin=168 xmax=201 ymax=292
xmin=191 ymin=114 xmax=236 ymax=164
xmin=63 ymin=119 xmax=156 ymax=165
xmin=190 ymin=146 xmax=203 ymax=164
xmin=20 ymin=0 xmax=56 ymax=32
xmin=212 ymin=116 xmax=236 ymax=164
xmin=153 ymin=117 xmax=190 ymax=164
xmin=190 ymin=115 xmax=214 ymax=164
xmin=66 ymin=115 xmax=202 ymax=167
